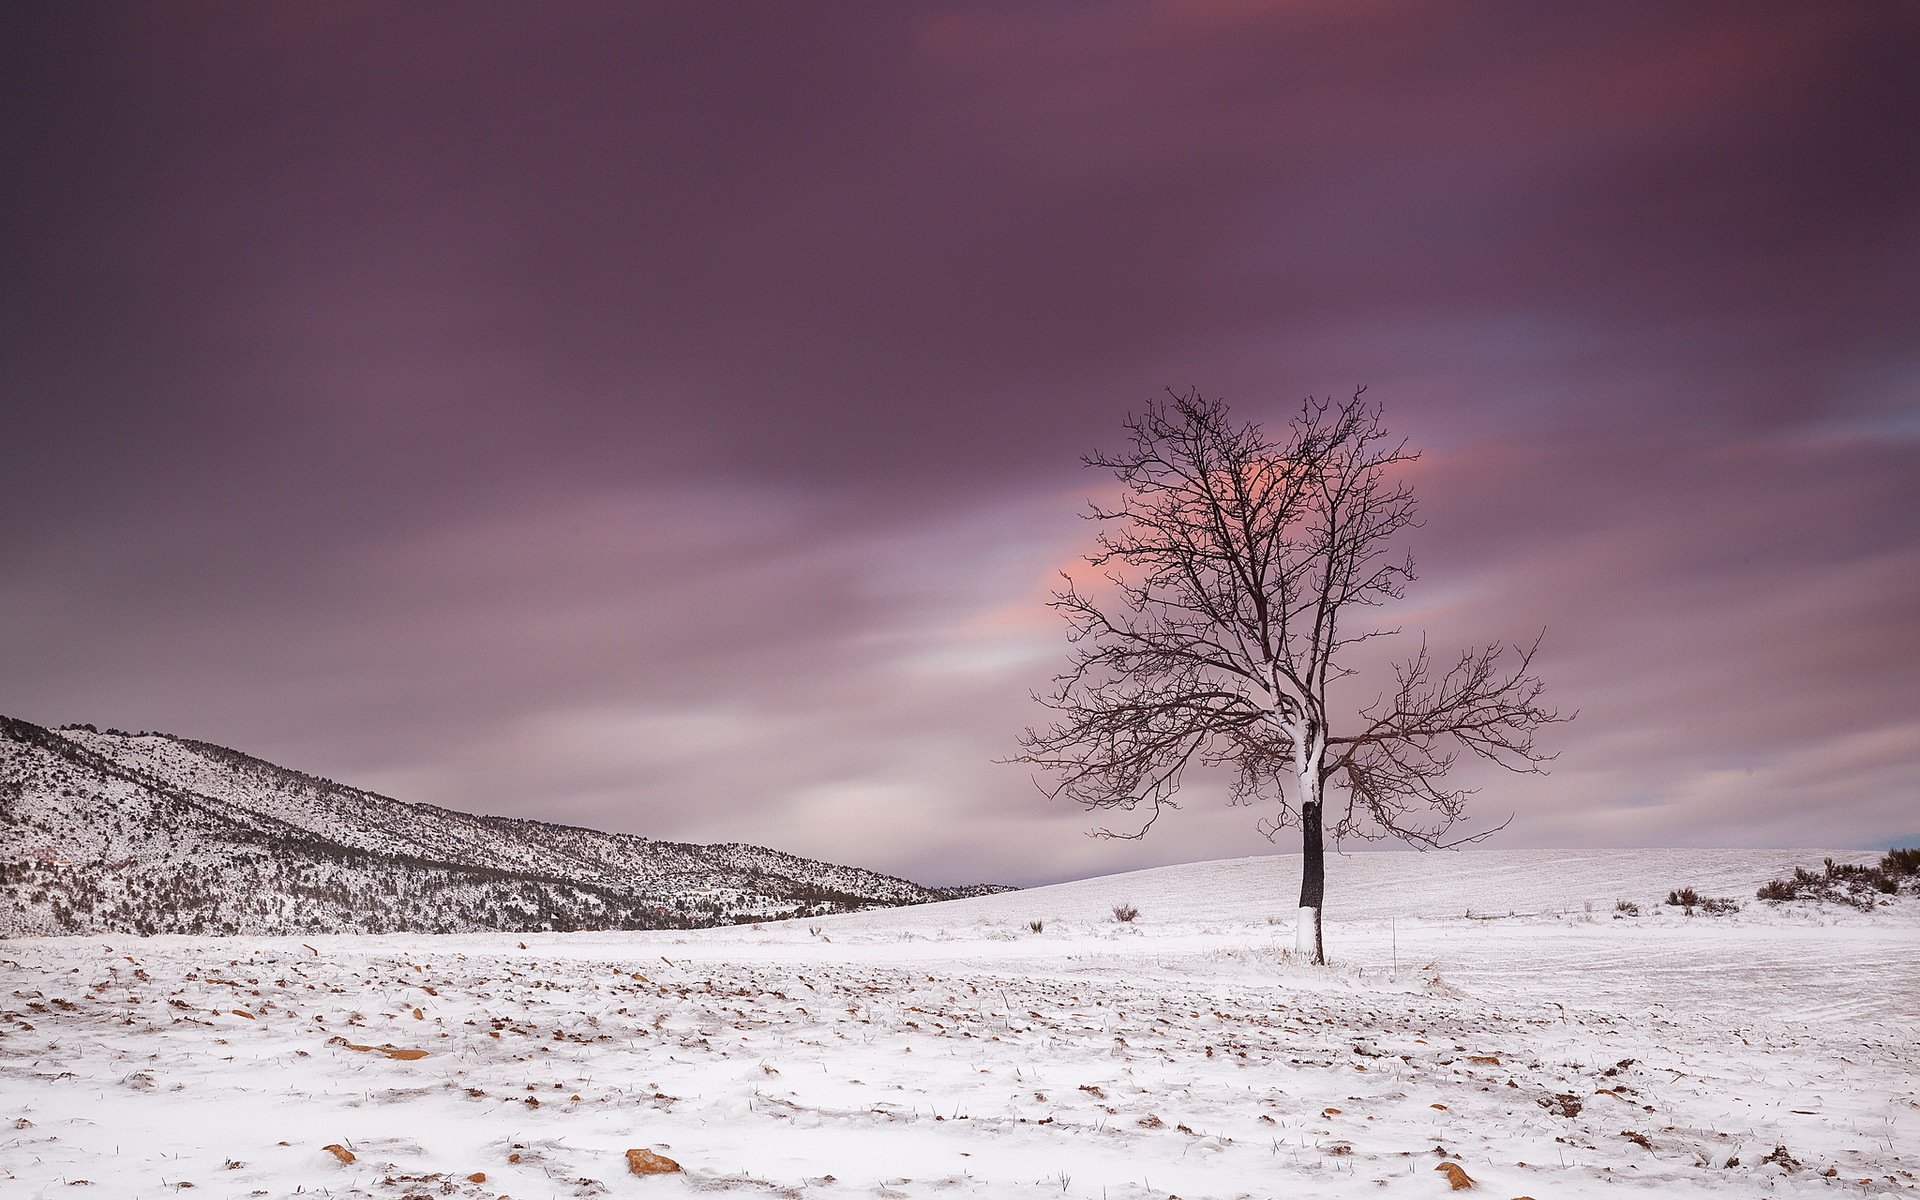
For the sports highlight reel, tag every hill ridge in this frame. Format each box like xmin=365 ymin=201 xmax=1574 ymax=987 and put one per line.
xmin=0 ymin=715 xmax=1006 ymax=937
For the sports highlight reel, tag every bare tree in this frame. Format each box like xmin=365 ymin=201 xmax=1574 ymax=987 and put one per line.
xmin=1016 ymin=390 xmax=1563 ymax=963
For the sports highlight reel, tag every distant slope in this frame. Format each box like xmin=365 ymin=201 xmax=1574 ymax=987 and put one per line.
xmin=802 ymin=847 xmax=1898 ymax=935
xmin=0 ymin=716 xmax=1006 ymax=937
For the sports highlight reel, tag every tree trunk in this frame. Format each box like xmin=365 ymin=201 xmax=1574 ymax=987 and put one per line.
xmin=1296 ymin=796 xmax=1325 ymax=964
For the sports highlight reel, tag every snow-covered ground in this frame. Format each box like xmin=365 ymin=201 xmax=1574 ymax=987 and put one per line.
xmin=3 ymin=849 xmax=1916 ymax=1198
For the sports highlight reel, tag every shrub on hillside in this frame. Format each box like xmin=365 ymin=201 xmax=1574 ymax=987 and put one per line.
xmin=1666 ymin=887 xmax=1738 ymax=916
xmin=1111 ymin=901 xmax=1140 ymax=923
xmin=1880 ymin=847 xmax=1920 ymax=877
xmin=1755 ymin=852 xmax=1917 ymax=910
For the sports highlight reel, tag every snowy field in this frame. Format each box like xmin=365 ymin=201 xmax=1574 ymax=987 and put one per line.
xmin=4 ymin=849 xmax=1916 ymax=1198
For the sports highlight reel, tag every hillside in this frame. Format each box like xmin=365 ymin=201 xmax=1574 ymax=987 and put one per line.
xmin=796 ymin=845 xmax=1901 ymax=933
xmin=0 ymin=716 xmax=1004 ymax=936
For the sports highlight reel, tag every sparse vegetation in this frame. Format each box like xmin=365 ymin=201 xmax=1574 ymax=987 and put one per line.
xmin=1027 ymin=920 xmax=1044 ymax=933
xmin=1111 ymin=901 xmax=1140 ymax=923
xmin=1613 ymin=899 xmax=1639 ymax=917
xmin=1665 ymin=887 xmax=1739 ymax=916
xmin=1755 ymin=851 xmax=1918 ymax=910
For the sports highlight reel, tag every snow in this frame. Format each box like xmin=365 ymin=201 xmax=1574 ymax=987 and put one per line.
xmin=3 ymin=848 xmax=1916 ymax=1198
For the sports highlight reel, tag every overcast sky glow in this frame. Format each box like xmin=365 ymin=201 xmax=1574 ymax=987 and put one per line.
xmin=4 ymin=2 xmax=1917 ymax=886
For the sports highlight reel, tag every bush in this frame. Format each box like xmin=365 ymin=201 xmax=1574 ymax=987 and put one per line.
xmin=1666 ymin=887 xmax=1738 ymax=916
xmin=1880 ymin=847 xmax=1920 ymax=877
xmin=1027 ymin=920 xmax=1044 ymax=933
xmin=1755 ymin=852 xmax=1915 ymax=909
xmin=1613 ymin=899 xmax=1640 ymax=917
xmin=1111 ymin=901 xmax=1139 ymax=923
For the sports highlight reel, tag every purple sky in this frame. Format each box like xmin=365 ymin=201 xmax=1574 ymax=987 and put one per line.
xmin=5 ymin=2 xmax=1916 ymax=886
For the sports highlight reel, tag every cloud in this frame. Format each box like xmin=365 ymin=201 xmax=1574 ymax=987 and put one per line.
xmin=3 ymin=2 xmax=1915 ymax=887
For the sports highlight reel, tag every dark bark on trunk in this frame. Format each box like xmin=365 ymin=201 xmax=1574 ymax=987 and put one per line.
xmin=1298 ymin=798 xmax=1325 ymax=965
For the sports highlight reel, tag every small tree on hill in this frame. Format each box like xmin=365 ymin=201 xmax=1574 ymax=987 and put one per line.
xmin=1016 ymin=390 xmax=1564 ymax=963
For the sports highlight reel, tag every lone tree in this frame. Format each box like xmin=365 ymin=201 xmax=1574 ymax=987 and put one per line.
xmin=1017 ymin=390 xmax=1563 ymax=963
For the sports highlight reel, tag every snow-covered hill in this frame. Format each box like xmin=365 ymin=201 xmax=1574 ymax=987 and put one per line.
xmin=798 ymin=845 xmax=1899 ymax=934
xmin=0 ymin=716 xmax=1004 ymax=936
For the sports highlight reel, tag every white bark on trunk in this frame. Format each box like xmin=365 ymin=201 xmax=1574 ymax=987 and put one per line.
xmin=1292 ymin=717 xmax=1327 ymax=964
